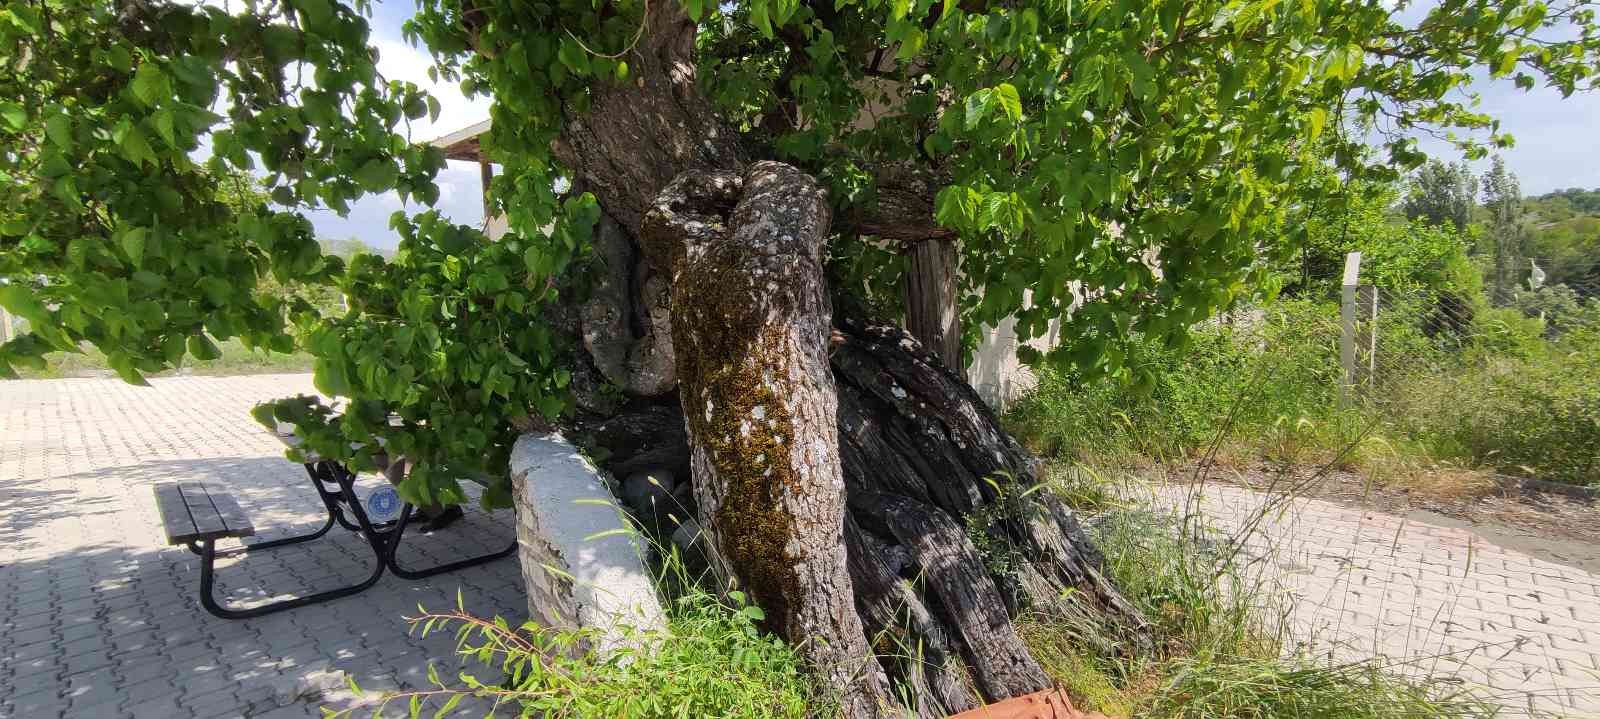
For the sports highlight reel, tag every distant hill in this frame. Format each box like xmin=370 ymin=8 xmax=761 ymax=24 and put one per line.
xmin=1525 ymin=189 xmax=1600 ymax=294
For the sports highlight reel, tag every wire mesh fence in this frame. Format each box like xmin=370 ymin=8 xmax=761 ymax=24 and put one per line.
xmin=1335 ymin=257 xmax=1600 ymax=485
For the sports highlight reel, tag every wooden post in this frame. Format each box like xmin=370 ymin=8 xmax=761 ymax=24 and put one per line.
xmin=1339 ymin=251 xmax=1362 ymax=409
xmin=903 ymin=238 xmax=961 ymax=369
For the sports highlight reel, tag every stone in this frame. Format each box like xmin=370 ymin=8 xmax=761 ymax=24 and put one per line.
xmin=621 ymin=469 xmax=676 ymax=514
xmin=509 ymin=433 xmax=668 ymax=653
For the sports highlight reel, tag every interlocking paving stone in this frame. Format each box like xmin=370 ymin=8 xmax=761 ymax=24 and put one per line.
xmin=1148 ymin=482 xmax=1600 ymax=717
xmin=1 ymin=375 xmax=524 ymax=717
xmin=6 ymin=374 xmax=1599 ymax=717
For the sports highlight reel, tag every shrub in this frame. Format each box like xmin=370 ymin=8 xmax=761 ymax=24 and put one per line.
xmin=1007 ymin=300 xmax=1346 ymax=466
xmin=1013 ymin=292 xmax=1599 ymax=487
xmin=1396 ymin=323 xmax=1600 ymax=484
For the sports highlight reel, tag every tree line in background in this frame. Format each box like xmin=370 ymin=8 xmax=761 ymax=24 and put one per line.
xmin=1291 ymin=156 xmax=1600 ymax=316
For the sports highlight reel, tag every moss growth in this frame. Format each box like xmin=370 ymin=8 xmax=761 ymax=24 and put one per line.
xmin=672 ymin=236 xmax=809 ymax=623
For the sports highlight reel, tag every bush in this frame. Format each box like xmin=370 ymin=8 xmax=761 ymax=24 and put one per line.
xmin=1007 ymin=300 xmax=1347 ymax=466
xmin=1012 ymin=292 xmax=1599 ymax=487
xmin=15 ymin=338 xmax=312 ymax=379
xmin=1394 ymin=322 xmax=1600 ymax=484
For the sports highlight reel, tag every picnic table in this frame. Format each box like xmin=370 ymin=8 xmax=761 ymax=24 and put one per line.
xmin=153 ymin=427 xmax=517 ymax=619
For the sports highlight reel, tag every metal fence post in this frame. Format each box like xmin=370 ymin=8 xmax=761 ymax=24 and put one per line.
xmin=1339 ymin=251 xmax=1362 ymax=409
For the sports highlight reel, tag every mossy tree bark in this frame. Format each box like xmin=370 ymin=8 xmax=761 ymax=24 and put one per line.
xmin=640 ymin=162 xmax=894 ymax=716
xmin=516 ymin=2 xmax=1152 ymax=715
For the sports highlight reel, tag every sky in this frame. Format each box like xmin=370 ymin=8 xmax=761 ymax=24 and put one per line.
xmin=299 ymin=1 xmax=493 ymax=250
xmin=313 ymin=2 xmax=1600 ymax=250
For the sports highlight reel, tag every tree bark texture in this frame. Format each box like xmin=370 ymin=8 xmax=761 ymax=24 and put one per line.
xmin=902 ymin=237 xmax=961 ymax=369
xmin=526 ymin=3 xmax=1150 ymax=715
xmin=640 ymin=162 xmax=894 ymax=716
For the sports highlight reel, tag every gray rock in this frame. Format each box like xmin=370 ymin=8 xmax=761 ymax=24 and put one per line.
xmin=621 ymin=469 xmax=676 ymax=516
xmin=510 ymin=434 xmax=668 ymax=652
xmin=670 ymin=517 xmax=704 ymax=555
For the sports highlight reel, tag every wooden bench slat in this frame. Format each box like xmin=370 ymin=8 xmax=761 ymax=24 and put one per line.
xmin=204 ymin=488 xmax=256 ymax=538
xmin=178 ymin=482 xmax=229 ymax=537
xmin=153 ymin=484 xmax=199 ymax=544
xmin=154 ymin=483 xmax=254 ymax=545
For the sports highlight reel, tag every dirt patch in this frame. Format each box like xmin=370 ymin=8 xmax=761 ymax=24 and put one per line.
xmin=1163 ymin=459 xmax=1600 ymax=574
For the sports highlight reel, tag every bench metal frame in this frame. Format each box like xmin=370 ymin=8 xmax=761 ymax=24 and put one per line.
xmin=185 ymin=459 xmax=517 ymax=619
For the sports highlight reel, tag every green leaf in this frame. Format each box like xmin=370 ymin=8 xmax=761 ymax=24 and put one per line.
xmin=107 ymin=354 xmax=150 ymax=386
xmin=152 ymin=109 xmax=177 ymax=148
xmin=45 ymin=115 xmax=73 ymax=149
xmin=119 ymin=125 xmax=155 ymax=166
xmin=995 ymin=83 xmax=1022 ymax=123
xmin=964 ymin=89 xmax=994 ymax=129
xmin=198 ymin=277 xmax=232 ymax=306
xmin=1306 ymin=107 xmax=1327 ymax=141
xmin=750 ymin=1 xmax=773 ymax=39
xmin=120 ymin=227 xmax=147 ymax=267
xmin=313 ymin=357 xmax=352 ymax=396
xmin=0 ymin=284 xmax=48 ymax=322
xmin=293 ymin=0 xmax=334 ymax=28
xmin=0 ymin=102 xmax=25 ymax=130
xmin=557 ymin=38 xmax=590 ymax=75
xmin=355 ymin=159 xmax=398 ymax=192
xmin=187 ymin=334 xmax=222 ymax=361
xmin=1321 ymin=44 xmax=1364 ymax=83
xmin=130 ymin=62 xmax=170 ymax=108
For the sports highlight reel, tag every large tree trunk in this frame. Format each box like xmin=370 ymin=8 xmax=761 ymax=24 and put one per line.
xmin=511 ymin=2 xmax=1151 ymax=715
xmin=640 ymin=162 xmax=893 ymax=715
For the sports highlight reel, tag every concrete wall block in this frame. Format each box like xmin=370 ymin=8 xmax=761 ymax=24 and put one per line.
xmin=509 ymin=433 xmax=668 ymax=653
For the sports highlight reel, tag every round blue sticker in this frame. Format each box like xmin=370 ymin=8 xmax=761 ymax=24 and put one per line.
xmin=367 ymin=486 xmax=401 ymax=521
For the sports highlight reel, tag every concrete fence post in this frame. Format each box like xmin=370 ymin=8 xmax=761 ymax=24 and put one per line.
xmin=0 ymin=308 xmax=13 ymax=343
xmin=1339 ymin=251 xmax=1362 ymax=409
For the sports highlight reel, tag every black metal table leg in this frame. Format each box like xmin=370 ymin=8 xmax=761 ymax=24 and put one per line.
xmin=384 ymin=504 xmax=518 ymax=580
xmin=185 ymin=511 xmax=336 ymax=558
xmin=196 ymin=537 xmax=387 ymax=620
xmin=189 ymin=453 xmax=514 ymax=619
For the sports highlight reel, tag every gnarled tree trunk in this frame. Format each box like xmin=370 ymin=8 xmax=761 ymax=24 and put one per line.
xmin=640 ymin=162 xmax=893 ymax=715
xmin=518 ymin=1 xmax=1150 ymax=715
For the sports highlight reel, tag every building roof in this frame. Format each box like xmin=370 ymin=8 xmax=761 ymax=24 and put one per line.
xmin=429 ymin=119 xmax=491 ymax=162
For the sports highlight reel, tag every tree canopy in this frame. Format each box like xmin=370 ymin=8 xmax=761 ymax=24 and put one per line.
xmin=4 ymin=0 xmax=1599 ymax=507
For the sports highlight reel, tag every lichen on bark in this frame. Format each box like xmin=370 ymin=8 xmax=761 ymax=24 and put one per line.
xmin=642 ymin=161 xmax=893 ymax=716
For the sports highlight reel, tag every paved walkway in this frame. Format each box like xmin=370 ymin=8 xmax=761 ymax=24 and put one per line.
xmin=1 ymin=375 xmax=525 ymax=718
xmin=5 ymin=375 xmax=1599 ymax=717
xmin=1153 ymin=483 xmax=1600 ymax=718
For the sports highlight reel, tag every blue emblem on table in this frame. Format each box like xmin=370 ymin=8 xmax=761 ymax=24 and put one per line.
xmin=367 ymin=486 xmax=401 ymax=521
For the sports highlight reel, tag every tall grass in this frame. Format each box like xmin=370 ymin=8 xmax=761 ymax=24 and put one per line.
xmin=1008 ymin=297 xmax=1600 ymax=487
xmin=334 ymin=560 xmax=816 ymax=718
xmin=14 ymin=338 xmax=313 ymax=379
xmin=1015 ymin=474 xmax=1498 ymax=718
